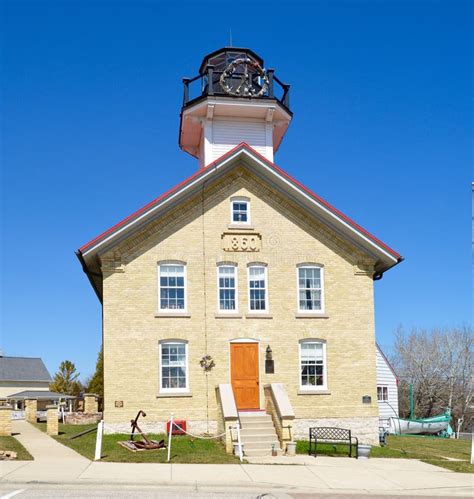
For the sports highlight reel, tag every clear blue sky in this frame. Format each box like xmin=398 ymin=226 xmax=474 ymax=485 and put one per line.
xmin=1 ymin=1 xmax=472 ymax=381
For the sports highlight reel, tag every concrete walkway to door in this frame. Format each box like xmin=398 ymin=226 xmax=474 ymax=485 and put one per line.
xmin=1 ymin=420 xmax=91 ymax=482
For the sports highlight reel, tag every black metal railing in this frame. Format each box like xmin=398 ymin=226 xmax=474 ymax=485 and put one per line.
xmin=182 ymin=65 xmax=290 ymax=110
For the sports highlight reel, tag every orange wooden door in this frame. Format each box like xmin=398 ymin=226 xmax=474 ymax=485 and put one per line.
xmin=231 ymin=343 xmax=260 ymax=409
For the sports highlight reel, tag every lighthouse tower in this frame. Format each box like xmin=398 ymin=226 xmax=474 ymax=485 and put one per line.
xmin=179 ymin=47 xmax=292 ymax=167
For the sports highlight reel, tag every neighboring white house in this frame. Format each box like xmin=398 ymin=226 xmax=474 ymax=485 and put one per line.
xmin=376 ymin=344 xmax=399 ymax=428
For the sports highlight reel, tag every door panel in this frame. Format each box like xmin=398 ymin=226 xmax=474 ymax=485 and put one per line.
xmin=231 ymin=343 xmax=260 ymax=409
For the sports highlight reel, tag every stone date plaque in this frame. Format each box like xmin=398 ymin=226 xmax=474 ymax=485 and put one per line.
xmin=222 ymin=232 xmax=261 ymax=252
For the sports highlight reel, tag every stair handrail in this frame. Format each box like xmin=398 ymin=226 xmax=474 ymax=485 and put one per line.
xmin=235 ymin=420 xmax=243 ymax=461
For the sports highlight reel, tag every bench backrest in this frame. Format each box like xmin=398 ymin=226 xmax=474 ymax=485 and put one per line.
xmin=310 ymin=427 xmax=351 ymax=441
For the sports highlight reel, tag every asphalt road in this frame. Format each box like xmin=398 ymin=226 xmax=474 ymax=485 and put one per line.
xmin=1 ymin=485 xmax=473 ymax=499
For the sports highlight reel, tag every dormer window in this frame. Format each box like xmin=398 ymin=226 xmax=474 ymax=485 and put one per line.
xmin=231 ymin=197 xmax=250 ymax=225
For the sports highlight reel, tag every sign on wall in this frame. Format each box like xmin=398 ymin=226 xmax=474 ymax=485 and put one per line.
xmin=221 ymin=232 xmax=262 ymax=252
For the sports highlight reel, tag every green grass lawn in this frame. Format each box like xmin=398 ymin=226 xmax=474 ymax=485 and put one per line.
xmin=297 ymin=435 xmax=473 ymax=473
xmin=34 ymin=422 xmax=241 ymax=464
xmin=0 ymin=436 xmax=33 ymax=460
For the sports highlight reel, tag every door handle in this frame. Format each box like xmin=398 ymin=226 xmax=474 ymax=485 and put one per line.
xmin=256 ymin=381 xmax=260 ymax=385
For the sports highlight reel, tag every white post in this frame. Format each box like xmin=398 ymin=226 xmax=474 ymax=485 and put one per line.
xmin=94 ymin=420 xmax=104 ymax=461
xmin=470 ymin=431 xmax=473 ymax=465
xmin=236 ymin=421 xmax=243 ymax=462
xmin=167 ymin=413 xmax=174 ymax=463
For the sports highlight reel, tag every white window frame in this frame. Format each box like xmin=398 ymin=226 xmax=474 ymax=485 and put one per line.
xmin=158 ymin=262 xmax=187 ymax=313
xmin=159 ymin=340 xmax=189 ymax=393
xmin=296 ymin=264 xmax=325 ymax=314
xmin=247 ymin=263 xmax=268 ymax=313
xmin=217 ymin=263 xmax=238 ymax=313
xmin=230 ymin=196 xmax=251 ymax=225
xmin=298 ymin=339 xmax=327 ymax=391
xmin=377 ymin=385 xmax=389 ymax=401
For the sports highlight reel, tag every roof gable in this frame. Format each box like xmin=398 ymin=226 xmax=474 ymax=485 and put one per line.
xmin=77 ymin=143 xmax=402 ymax=300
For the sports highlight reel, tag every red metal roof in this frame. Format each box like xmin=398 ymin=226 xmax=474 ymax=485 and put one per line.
xmin=79 ymin=142 xmax=402 ymax=260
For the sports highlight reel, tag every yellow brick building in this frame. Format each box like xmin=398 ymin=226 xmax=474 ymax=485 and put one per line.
xmin=77 ymin=47 xmax=402 ymax=453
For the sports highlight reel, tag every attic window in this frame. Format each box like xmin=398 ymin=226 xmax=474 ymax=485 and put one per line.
xmin=231 ymin=197 xmax=250 ymax=225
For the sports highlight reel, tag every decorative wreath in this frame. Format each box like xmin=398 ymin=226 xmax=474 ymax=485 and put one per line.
xmin=219 ymin=57 xmax=269 ymax=97
xmin=199 ymin=354 xmax=216 ymax=373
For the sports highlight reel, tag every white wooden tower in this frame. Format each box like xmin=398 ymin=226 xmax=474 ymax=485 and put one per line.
xmin=179 ymin=48 xmax=292 ymax=167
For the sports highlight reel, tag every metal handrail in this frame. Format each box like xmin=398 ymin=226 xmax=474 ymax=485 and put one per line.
xmin=229 ymin=423 xmax=243 ymax=462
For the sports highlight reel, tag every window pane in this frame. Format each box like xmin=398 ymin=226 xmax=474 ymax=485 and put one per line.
xmin=298 ymin=267 xmax=322 ymax=311
xmin=160 ymin=265 xmax=185 ymax=310
xmin=232 ymin=201 xmax=248 ymax=223
xmin=300 ymin=342 xmax=325 ymax=388
xmin=161 ymin=343 xmax=187 ymax=390
xmin=218 ymin=266 xmax=236 ymax=311
xmin=249 ymin=266 xmax=266 ymax=310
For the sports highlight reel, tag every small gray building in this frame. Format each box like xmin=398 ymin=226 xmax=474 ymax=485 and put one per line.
xmin=0 ymin=355 xmax=51 ymax=409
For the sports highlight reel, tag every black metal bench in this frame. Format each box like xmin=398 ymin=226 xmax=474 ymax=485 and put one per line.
xmin=309 ymin=427 xmax=358 ymax=458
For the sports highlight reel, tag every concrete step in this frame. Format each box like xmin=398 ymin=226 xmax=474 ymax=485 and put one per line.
xmin=240 ymin=428 xmax=277 ymax=437
xmin=241 ymin=434 xmax=278 ymax=443
xmin=239 ymin=413 xmax=271 ymax=420
xmin=244 ymin=448 xmax=281 ymax=457
xmin=240 ymin=416 xmax=273 ymax=428
xmin=242 ymin=440 xmax=280 ymax=450
xmin=238 ymin=411 xmax=268 ymax=417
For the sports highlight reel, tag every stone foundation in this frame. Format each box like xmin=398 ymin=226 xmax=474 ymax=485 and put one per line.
xmin=293 ymin=417 xmax=379 ymax=445
xmin=64 ymin=412 xmax=102 ymax=425
xmin=103 ymin=419 xmax=218 ymax=435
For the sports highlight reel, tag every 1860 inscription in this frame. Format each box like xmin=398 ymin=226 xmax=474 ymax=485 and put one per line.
xmin=222 ymin=232 xmax=261 ymax=252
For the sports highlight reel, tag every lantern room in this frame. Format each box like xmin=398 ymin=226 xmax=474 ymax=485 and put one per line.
xmin=179 ymin=47 xmax=293 ymax=167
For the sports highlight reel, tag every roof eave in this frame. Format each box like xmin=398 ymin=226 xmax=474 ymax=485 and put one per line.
xmin=78 ymin=144 xmax=402 ymax=296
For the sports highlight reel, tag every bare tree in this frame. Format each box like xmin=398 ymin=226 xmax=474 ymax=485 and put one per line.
xmin=392 ymin=326 xmax=473 ymax=433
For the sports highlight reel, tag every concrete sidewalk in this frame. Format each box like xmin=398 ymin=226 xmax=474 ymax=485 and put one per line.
xmin=2 ymin=420 xmax=91 ymax=482
xmin=1 ymin=421 xmax=472 ymax=496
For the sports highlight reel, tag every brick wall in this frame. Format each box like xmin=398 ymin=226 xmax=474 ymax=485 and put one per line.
xmin=101 ymin=167 xmax=380 ymax=444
